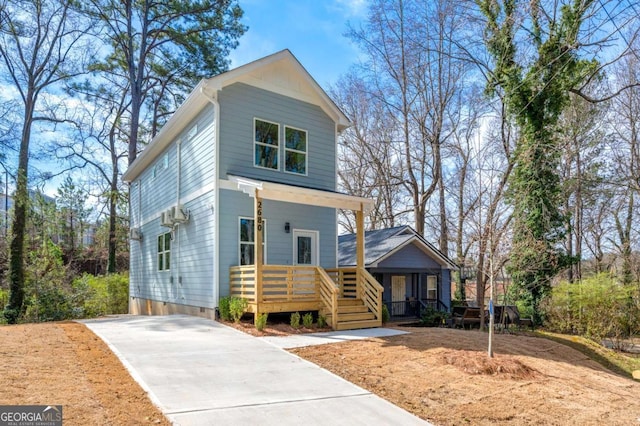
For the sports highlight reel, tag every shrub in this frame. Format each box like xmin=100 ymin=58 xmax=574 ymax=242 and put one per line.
xmin=290 ymin=311 xmax=301 ymax=328
xmin=72 ymin=273 xmax=129 ymax=318
xmin=219 ymin=296 xmax=232 ymax=321
xmin=381 ymin=304 xmax=390 ymax=324
xmin=0 ymin=288 xmax=8 ymax=311
xmin=543 ymin=273 xmax=639 ymax=344
xmin=302 ymin=312 xmax=314 ymax=328
xmin=255 ymin=313 xmax=268 ymax=331
xmin=229 ymin=297 xmax=248 ymax=323
xmin=317 ymin=314 xmax=327 ymax=328
xmin=420 ymin=306 xmax=448 ymax=327
xmin=218 ymin=297 xmax=231 ymax=321
xmin=24 ymin=282 xmax=73 ymax=322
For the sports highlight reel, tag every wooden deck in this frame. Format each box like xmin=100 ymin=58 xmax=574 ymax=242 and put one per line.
xmin=229 ymin=265 xmax=383 ymax=330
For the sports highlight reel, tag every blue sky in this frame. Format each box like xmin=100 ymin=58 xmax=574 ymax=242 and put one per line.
xmin=230 ymin=0 xmax=368 ymax=89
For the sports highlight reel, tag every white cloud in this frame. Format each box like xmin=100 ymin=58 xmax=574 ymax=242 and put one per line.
xmin=229 ymin=31 xmax=278 ymax=70
xmin=331 ymin=0 xmax=368 ymax=18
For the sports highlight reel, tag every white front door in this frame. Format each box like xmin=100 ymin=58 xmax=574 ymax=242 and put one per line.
xmin=293 ymin=230 xmax=318 ymax=266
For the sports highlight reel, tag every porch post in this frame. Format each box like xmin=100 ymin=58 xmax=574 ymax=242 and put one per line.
xmin=254 ymin=192 xmax=263 ymax=311
xmin=356 ymin=207 xmax=365 ymax=299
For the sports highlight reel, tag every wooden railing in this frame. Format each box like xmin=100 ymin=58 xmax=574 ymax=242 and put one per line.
xmin=360 ymin=268 xmax=384 ymax=323
xmin=325 ymin=268 xmax=357 ymax=298
xmin=229 ymin=265 xmax=383 ymax=327
xmin=316 ymin=268 xmax=339 ymax=329
xmin=230 ymin=265 xmax=320 ymax=303
xmin=229 ymin=265 xmax=257 ymax=302
xmin=262 ymin=265 xmax=318 ymax=301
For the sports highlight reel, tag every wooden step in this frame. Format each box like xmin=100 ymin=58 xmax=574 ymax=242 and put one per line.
xmin=337 ymin=298 xmax=364 ymax=306
xmin=335 ymin=319 xmax=381 ymax=331
xmin=337 ymin=312 xmax=376 ymax=322
xmin=338 ymin=304 xmax=369 ymax=314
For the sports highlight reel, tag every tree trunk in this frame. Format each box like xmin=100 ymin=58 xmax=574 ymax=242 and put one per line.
xmin=107 ymin=185 xmax=118 ymax=273
xmin=438 ymin=172 xmax=448 ymax=255
xmin=5 ymin=101 xmax=35 ymax=323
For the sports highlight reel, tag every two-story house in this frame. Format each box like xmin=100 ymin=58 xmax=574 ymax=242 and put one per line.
xmin=123 ymin=50 xmax=383 ymax=330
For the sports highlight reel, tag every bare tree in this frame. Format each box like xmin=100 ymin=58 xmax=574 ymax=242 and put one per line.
xmin=608 ymin=51 xmax=640 ymax=285
xmin=333 ymin=72 xmax=405 ymax=232
xmin=55 ymin=77 xmax=130 ymax=273
xmin=344 ymin=0 xmax=472 ymax=251
xmin=0 ymin=0 xmax=91 ymax=323
xmin=556 ymin=92 xmax=607 ymax=282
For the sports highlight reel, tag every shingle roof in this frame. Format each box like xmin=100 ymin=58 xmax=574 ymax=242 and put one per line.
xmin=338 ymin=225 xmax=457 ymax=269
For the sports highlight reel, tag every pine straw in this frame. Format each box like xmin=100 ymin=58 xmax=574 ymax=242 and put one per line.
xmin=439 ymin=349 xmax=540 ymax=379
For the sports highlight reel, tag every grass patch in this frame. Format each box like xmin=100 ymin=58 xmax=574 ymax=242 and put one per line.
xmin=536 ymin=330 xmax=640 ymax=378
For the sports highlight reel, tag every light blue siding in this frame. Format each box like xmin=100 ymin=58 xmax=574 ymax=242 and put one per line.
xmin=129 ymin=79 xmax=344 ymax=311
xmin=440 ymin=269 xmax=452 ymax=309
xmin=129 ymin=104 xmax=217 ymax=308
xmin=217 ymin=188 xmax=336 ymax=297
xmin=378 ymin=243 xmax=441 ymax=269
xmin=180 ymin=104 xmax=215 ymax=196
xmin=170 ymin=193 xmax=215 ymax=307
xmin=218 ymin=83 xmax=336 ymax=190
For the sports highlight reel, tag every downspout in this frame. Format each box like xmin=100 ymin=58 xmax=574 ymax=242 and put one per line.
xmin=201 ymin=84 xmax=221 ymax=311
xmin=137 ymin=181 xmax=142 ymax=298
xmin=175 ymin=139 xmax=182 ymax=301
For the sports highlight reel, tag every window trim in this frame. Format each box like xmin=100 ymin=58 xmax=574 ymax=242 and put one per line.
xmin=253 ymin=118 xmax=280 ymax=171
xmin=238 ymin=216 xmax=267 ymax=266
xmin=283 ymin=125 xmax=308 ymax=176
xmin=157 ymin=232 xmax=171 ymax=271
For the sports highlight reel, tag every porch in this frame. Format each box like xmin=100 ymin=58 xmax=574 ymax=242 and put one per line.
xmin=230 ymin=265 xmax=384 ymax=330
xmin=385 ymin=299 xmax=449 ymax=321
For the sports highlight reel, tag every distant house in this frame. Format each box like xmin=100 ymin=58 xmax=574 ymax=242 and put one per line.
xmin=339 ymin=226 xmax=457 ymax=320
xmin=122 ymin=50 xmax=383 ymax=330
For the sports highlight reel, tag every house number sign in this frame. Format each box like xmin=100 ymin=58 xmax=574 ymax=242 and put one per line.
xmin=257 ymin=201 xmax=263 ymax=231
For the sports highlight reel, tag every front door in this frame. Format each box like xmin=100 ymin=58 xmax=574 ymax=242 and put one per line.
xmin=391 ymin=275 xmax=406 ymax=316
xmin=293 ymin=230 xmax=318 ymax=266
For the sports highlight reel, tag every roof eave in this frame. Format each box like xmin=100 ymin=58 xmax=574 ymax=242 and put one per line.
xmin=122 ymin=80 xmax=209 ymax=183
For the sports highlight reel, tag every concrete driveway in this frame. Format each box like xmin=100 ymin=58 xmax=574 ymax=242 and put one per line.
xmin=83 ymin=315 xmax=429 ymax=425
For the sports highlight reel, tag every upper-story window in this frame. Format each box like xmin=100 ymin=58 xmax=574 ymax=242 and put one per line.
xmin=254 ymin=118 xmax=279 ymax=170
xmin=284 ymin=126 xmax=307 ymax=175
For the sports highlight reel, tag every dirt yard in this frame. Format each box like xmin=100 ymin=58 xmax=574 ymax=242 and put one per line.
xmin=0 ymin=321 xmax=169 ymax=425
xmin=2 ymin=321 xmax=640 ymax=425
xmin=291 ymin=326 xmax=640 ymax=425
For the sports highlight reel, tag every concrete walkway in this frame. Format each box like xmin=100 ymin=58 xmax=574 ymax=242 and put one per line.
xmin=83 ymin=315 xmax=429 ymax=425
xmin=259 ymin=327 xmax=408 ymax=349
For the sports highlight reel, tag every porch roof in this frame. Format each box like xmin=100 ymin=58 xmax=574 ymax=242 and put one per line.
xmin=227 ymin=175 xmax=373 ymax=212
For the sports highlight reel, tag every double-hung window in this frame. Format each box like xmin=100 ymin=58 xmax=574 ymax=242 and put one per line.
xmin=158 ymin=232 xmax=171 ymax=271
xmin=239 ymin=217 xmax=266 ymax=265
xmin=284 ymin=126 xmax=307 ymax=175
xmin=254 ymin=119 xmax=279 ymax=170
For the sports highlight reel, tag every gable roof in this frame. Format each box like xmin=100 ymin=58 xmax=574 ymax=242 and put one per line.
xmin=338 ymin=225 xmax=458 ymax=269
xmin=123 ymin=49 xmax=351 ymax=183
